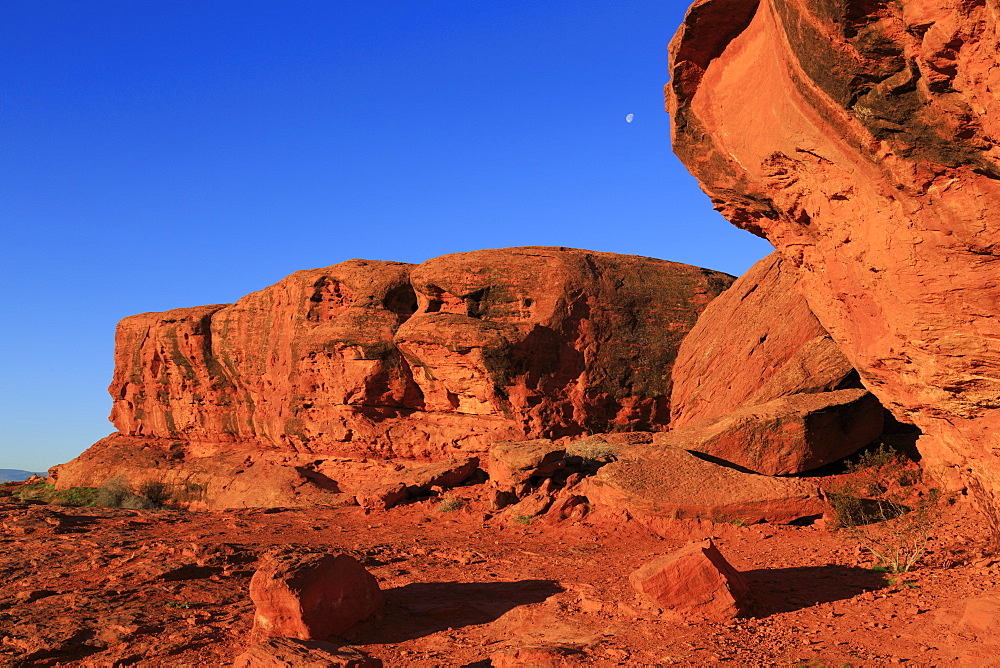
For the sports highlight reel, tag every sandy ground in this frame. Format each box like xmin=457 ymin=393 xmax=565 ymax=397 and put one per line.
xmin=1 ymin=488 xmax=999 ymax=667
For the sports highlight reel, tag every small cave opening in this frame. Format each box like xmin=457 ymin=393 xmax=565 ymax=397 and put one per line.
xmin=383 ymin=284 xmax=419 ymax=319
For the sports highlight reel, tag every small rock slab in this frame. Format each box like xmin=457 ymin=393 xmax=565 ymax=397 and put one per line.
xmin=249 ymin=550 xmax=383 ymax=643
xmin=233 ymin=638 xmax=382 ymax=667
xmin=354 ymin=456 xmax=480 ymax=510
xmin=580 ymin=442 xmax=822 ymax=524
xmin=629 ymin=540 xmax=751 ymax=621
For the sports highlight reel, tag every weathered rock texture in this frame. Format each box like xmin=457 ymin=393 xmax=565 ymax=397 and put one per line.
xmin=668 ymin=252 xmax=884 ymax=474
xmin=629 ymin=540 xmax=751 ymax=621
xmin=668 ymin=0 xmax=1000 ymax=498
xmin=54 ymin=247 xmax=732 ymax=506
xmin=670 ymin=253 xmax=858 ymax=429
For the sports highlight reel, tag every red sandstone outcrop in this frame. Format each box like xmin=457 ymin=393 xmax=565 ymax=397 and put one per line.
xmin=667 ymin=0 xmax=1000 ymax=499
xmin=54 ymin=247 xmax=733 ymax=505
xmin=629 ymin=540 xmax=751 ymax=621
xmin=248 ymin=550 xmax=383 ymax=643
xmin=670 ymin=253 xmax=858 ymax=429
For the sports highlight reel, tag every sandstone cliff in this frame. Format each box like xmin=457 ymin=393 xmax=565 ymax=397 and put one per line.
xmin=668 ymin=0 xmax=1000 ymax=499
xmin=54 ymin=247 xmax=734 ymax=504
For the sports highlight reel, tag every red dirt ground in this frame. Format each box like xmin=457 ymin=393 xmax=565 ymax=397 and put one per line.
xmin=2 ymin=489 xmax=998 ymax=667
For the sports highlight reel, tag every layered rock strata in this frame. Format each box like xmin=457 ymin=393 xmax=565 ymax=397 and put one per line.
xmin=668 ymin=0 xmax=1000 ymax=498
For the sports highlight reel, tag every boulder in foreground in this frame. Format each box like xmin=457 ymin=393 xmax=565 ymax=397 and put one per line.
xmin=249 ymin=550 xmax=383 ymax=643
xmin=630 ymin=540 xmax=751 ymax=621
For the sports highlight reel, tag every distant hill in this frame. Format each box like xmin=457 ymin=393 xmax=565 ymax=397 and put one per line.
xmin=0 ymin=469 xmax=45 ymax=483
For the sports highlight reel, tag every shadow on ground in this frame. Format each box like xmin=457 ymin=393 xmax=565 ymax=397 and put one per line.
xmin=744 ymin=564 xmax=888 ymax=616
xmin=351 ymin=579 xmax=563 ymax=644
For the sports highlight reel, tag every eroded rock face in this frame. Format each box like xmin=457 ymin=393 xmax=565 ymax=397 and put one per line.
xmin=668 ymin=0 xmax=1000 ymax=498
xmin=109 ymin=247 xmax=732 ymax=454
xmin=55 ymin=247 xmax=732 ymax=504
xmin=670 ymin=253 xmax=858 ymax=429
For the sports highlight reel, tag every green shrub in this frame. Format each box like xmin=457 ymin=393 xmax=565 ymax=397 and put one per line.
xmin=829 ymin=444 xmax=950 ymax=573
xmin=437 ymin=498 xmax=465 ymax=513
xmin=10 ymin=481 xmax=100 ymax=507
xmin=96 ymin=476 xmax=131 ymax=508
xmin=138 ymin=480 xmax=171 ymax=506
xmin=14 ymin=481 xmax=55 ymax=503
xmin=50 ymin=486 xmax=99 ymax=507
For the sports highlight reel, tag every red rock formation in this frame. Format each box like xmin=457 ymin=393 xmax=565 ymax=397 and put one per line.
xmin=55 ymin=247 xmax=733 ymax=503
xmin=670 ymin=253 xmax=858 ymax=429
xmin=249 ymin=550 xmax=383 ymax=643
xmin=629 ymin=540 xmax=751 ymax=621
xmin=668 ymin=0 xmax=1000 ymax=499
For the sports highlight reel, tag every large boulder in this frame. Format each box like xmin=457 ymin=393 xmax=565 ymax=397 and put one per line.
xmin=248 ymin=550 xmax=383 ymax=643
xmin=664 ymin=388 xmax=884 ymax=475
xmin=670 ymin=252 xmax=857 ymax=429
xmin=55 ymin=247 xmax=734 ymax=505
xmin=629 ymin=540 xmax=751 ymax=621
xmin=667 ymin=0 xmax=1000 ymax=501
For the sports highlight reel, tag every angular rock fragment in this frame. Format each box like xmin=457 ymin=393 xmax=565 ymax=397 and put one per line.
xmin=353 ymin=483 xmax=406 ymax=512
xmin=379 ymin=456 xmax=480 ymax=494
xmin=249 ymin=550 xmax=382 ymax=643
xmin=233 ymin=638 xmax=382 ymax=667
xmin=664 ymin=388 xmax=884 ymax=475
xmin=630 ymin=540 xmax=751 ymax=621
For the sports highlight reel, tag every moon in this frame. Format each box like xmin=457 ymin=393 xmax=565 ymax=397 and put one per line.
xmin=625 ymin=113 xmax=634 ymax=123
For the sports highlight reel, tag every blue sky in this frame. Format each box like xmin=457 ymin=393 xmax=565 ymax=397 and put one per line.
xmin=1 ymin=1 xmax=773 ymax=472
